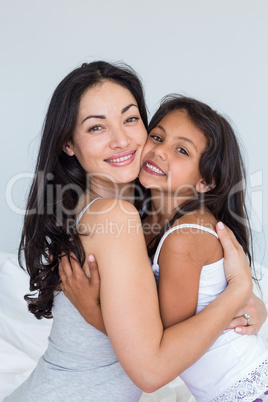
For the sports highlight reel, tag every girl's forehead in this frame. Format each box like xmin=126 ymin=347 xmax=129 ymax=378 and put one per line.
xmin=155 ymin=109 xmax=207 ymax=150
xmin=157 ymin=109 xmax=198 ymax=134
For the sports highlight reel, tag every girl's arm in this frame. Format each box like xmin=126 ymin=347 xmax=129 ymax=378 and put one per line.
xmin=157 ymin=227 xmax=221 ymax=328
xmin=60 ymin=254 xmax=106 ymax=334
xmin=60 ymin=199 xmax=252 ymax=392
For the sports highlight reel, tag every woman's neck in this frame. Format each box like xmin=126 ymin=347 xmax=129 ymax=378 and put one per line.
xmin=89 ymin=179 xmax=136 ymax=204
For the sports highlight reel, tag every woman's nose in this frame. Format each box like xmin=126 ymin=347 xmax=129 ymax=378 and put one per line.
xmin=110 ymin=127 xmax=131 ymax=149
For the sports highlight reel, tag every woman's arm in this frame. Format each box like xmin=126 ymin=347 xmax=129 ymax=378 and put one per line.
xmin=60 ymin=252 xmax=266 ymax=337
xmin=227 ymin=292 xmax=267 ymax=334
xmin=216 ymin=224 xmax=267 ymax=334
xmin=60 ymin=199 xmax=252 ymax=392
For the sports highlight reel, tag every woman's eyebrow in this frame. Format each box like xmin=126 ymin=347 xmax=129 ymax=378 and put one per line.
xmin=82 ymin=114 xmax=105 ymax=124
xmin=121 ymin=104 xmax=138 ymax=114
xmin=81 ymin=104 xmax=138 ymax=125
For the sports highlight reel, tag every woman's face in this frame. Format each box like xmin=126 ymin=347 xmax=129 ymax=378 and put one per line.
xmin=65 ymin=80 xmax=147 ymax=185
xmin=139 ymin=109 xmax=208 ymax=197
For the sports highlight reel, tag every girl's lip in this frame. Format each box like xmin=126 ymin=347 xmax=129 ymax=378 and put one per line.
xmin=142 ymin=159 xmax=166 ymax=176
xmin=105 ymin=150 xmax=136 ymax=167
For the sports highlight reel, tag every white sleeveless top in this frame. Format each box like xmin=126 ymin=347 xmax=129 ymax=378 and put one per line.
xmin=152 ymin=224 xmax=268 ymax=402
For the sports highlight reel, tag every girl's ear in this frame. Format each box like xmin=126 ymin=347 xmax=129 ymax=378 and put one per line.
xmin=195 ymin=178 xmax=216 ymax=193
xmin=63 ymin=143 xmax=75 ymax=157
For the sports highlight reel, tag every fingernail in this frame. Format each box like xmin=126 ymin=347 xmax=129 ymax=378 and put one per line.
xmin=88 ymin=255 xmax=95 ymax=262
xmin=217 ymin=221 xmax=225 ymax=230
xmin=235 ymin=327 xmax=242 ymax=333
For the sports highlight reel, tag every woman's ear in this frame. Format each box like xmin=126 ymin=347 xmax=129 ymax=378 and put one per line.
xmin=63 ymin=143 xmax=75 ymax=157
xmin=195 ymin=178 xmax=215 ymax=193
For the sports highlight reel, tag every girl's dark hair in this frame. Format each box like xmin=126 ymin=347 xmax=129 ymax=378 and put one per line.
xmin=19 ymin=61 xmax=148 ymax=319
xmin=146 ymin=95 xmax=255 ymax=277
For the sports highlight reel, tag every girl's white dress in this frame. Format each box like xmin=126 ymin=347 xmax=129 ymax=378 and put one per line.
xmin=152 ymin=224 xmax=268 ymax=402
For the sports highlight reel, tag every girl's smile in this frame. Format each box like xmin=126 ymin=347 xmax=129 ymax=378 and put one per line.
xmin=140 ymin=109 xmax=209 ymax=197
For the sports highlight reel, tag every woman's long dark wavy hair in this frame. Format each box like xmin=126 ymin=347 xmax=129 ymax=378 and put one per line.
xmin=19 ymin=61 xmax=148 ymax=319
xmin=145 ymin=95 xmax=255 ymax=278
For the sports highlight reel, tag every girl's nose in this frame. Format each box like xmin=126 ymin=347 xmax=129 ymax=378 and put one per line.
xmin=152 ymin=143 xmax=167 ymax=160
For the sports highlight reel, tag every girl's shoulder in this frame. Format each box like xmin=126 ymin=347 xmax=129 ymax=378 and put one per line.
xmin=161 ymin=210 xmax=223 ymax=265
xmin=174 ymin=209 xmax=217 ymax=231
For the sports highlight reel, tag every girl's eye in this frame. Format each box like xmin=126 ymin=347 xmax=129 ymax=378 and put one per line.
xmin=125 ymin=116 xmax=139 ymax=123
xmin=151 ymin=135 xmax=162 ymax=142
xmin=88 ymin=125 xmax=103 ymax=133
xmin=177 ymin=147 xmax=189 ymax=156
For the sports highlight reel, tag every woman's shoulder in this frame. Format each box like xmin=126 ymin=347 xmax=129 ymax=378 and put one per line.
xmin=85 ymin=198 xmax=140 ymax=220
xmin=76 ymin=198 xmax=141 ymax=238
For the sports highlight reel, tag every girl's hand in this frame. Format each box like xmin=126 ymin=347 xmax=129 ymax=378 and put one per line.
xmin=59 ymin=253 xmax=106 ymax=334
xmin=216 ymin=222 xmax=253 ymax=303
xmin=227 ymin=292 xmax=267 ymax=335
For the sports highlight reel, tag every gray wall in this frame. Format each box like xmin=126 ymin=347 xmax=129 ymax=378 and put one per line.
xmin=1 ymin=0 xmax=267 ymax=266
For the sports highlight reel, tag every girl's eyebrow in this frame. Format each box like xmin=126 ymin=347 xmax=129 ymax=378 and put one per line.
xmin=176 ymin=136 xmax=197 ymax=151
xmin=156 ymin=125 xmax=197 ymax=151
xmin=81 ymin=104 xmax=138 ymax=125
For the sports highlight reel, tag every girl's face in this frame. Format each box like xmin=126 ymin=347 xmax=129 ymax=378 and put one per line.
xmin=139 ymin=109 xmax=209 ymax=197
xmin=64 ymin=80 xmax=147 ymax=185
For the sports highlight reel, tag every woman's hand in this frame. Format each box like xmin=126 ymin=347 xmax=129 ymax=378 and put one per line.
xmin=216 ymin=222 xmax=253 ymax=303
xmin=227 ymin=292 xmax=267 ymax=335
xmin=59 ymin=253 xmax=106 ymax=334
xmin=216 ymin=222 xmax=266 ymax=334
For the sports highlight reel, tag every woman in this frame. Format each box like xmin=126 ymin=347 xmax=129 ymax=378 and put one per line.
xmin=5 ymin=61 xmax=264 ymax=401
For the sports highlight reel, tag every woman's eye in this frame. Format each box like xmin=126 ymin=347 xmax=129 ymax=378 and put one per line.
xmin=125 ymin=116 xmax=139 ymax=123
xmin=88 ymin=125 xmax=103 ymax=133
xmin=177 ymin=147 xmax=189 ymax=156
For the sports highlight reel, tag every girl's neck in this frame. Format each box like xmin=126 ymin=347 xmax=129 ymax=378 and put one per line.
xmin=149 ymin=189 xmax=187 ymax=225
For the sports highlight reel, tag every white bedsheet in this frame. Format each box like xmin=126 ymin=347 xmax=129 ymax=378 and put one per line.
xmin=0 ymin=251 xmax=267 ymax=402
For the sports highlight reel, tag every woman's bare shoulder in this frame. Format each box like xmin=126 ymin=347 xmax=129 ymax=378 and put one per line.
xmin=76 ymin=198 xmax=142 ymax=241
xmin=90 ymin=198 xmax=139 ymax=215
xmin=79 ymin=198 xmax=140 ymax=224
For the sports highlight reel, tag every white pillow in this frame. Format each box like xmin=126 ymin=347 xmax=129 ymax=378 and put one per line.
xmin=0 ymin=252 xmax=52 ymax=362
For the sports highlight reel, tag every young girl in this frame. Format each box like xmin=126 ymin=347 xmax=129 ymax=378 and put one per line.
xmin=138 ymin=95 xmax=268 ymax=401
xmin=5 ymin=62 xmax=256 ymax=402
xmin=61 ymin=95 xmax=268 ymax=401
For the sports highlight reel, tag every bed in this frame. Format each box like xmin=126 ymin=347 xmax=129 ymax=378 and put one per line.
xmin=0 ymin=251 xmax=267 ymax=401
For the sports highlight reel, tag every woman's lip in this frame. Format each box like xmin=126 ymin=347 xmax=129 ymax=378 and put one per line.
xmin=105 ymin=150 xmax=136 ymax=167
xmin=105 ymin=150 xmax=136 ymax=160
xmin=142 ymin=159 xmax=166 ymax=176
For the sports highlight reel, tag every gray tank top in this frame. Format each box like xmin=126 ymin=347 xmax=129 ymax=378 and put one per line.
xmin=5 ymin=198 xmax=142 ymax=401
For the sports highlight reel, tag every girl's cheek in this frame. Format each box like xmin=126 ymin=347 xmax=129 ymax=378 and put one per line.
xmin=141 ymin=140 xmax=152 ymax=158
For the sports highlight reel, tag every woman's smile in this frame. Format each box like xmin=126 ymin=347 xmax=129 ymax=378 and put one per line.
xmin=105 ymin=150 xmax=137 ymax=166
xmin=64 ymin=80 xmax=147 ymax=187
